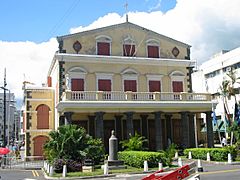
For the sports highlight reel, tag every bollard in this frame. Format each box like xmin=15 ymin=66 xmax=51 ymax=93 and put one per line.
xmin=49 ymin=166 xmax=54 ymax=177
xmin=197 ymin=159 xmax=203 ymax=172
xmin=47 ymin=163 xmax=50 ymax=173
xmin=158 ymin=162 xmax=163 ymax=171
xmin=178 ymin=157 xmax=183 ymax=167
xmin=175 ymin=151 xmax=179 ymax=159
xmin=103 ymin=163 xmax=109 ymax=175
xmin=228 ymin=153 xmax=232 ymax=164
xmin=207 ymin=152 xmax=210 ymax=162
xmin=188 ymin=151 xmax=192 ymax=159
xmin=43 ymin=161 xmax=46 ymax=171
xmin=62 ymin=165 xmax=67 ymax=177
xmin=144 ymin=161 xmax=148 ymax=172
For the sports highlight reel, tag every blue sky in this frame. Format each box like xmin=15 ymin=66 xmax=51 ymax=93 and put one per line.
xmin=1 ymin=0 xmax=240 ymax=103
xmin=0 ymin=0 xmax=176 ymax=42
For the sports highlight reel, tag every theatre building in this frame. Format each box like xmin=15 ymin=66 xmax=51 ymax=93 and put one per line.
xmin=47 ymin=21 xmax=214 ymax=151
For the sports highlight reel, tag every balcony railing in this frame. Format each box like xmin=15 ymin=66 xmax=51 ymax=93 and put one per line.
xmin=62 ymin=91 xmax=211 ymax=102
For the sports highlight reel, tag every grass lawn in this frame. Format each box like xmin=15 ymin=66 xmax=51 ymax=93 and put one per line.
xmin=50 ymin=165 xmax=163 ymax=178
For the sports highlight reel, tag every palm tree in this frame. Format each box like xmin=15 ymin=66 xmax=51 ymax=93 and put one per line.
xmin=44 ymin=124 xmax=105 ymax=165
xmin=219 ymin=69 xmax=240 ymax=145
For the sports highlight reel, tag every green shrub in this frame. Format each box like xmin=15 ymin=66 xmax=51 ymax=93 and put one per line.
xmin=184 ymin=147 xmax=237 ymax=161
xmin=119 ymin=132 xmax=148 ymax=151
xmin=163 ymin=144 xmax=177 ymax=166
xmin=118 ymin=151 xmax=166 ymax=168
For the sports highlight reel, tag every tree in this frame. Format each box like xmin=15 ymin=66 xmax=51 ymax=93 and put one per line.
xmin=44 ymin=124 xmax=105 ymax=165
xmin=218 ymin=69 xmax=240 ymax=145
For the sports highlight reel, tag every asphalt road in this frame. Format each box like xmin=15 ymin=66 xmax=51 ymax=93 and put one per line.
xmin=0 ymin=169 xmax=44 ymax=180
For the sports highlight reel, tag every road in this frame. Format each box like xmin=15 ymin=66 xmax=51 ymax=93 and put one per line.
xmin=0 ymin=161 xmax=240 ymax=179
xmin=0 ymin=169 xmax=44 ymax=180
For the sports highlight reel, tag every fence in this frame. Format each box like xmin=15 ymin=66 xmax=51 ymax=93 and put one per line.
xmin=0 ymin=155 xmax=44 ymax=170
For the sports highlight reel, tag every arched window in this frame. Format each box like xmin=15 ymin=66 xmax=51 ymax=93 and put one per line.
xmin=33 ymin=136 xmax=49 ymax=156
xmin=36 ymin=104 xmax=50 ymax=129
xmin=169 ymin=71 xmax=185 ymax=92
xmin=96 ymin=35 xmax=112 ymax=55
xmin=121 ymin=68 xmax=138 ymax=92
xmin=123 ymin=35 xmax=136 ymax=57
xmin=66 ymin=67 xmax=87 ymax=91
xmin=146 ymin=39 xmax=160 ymax=58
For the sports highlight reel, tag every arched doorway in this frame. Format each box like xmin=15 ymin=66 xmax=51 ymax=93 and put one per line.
xmin=33 ymin=136 xmax=49 ymax=156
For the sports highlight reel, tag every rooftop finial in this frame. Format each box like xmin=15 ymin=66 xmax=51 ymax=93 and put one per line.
xmin=124 ymin=1 xmax=128 ymax=22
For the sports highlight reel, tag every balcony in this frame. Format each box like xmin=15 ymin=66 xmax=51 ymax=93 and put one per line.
xmin=62 ymin=90 xmax=211 ymax=102
xmin=58 ymin=91 xmax=213 ymax=113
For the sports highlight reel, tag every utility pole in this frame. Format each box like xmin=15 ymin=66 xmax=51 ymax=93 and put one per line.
xmin=3 ymin=68 xmax=7 ymax=147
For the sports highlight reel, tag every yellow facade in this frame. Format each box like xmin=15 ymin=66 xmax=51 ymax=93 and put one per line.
xmin=23 ymin=87 xmax=55 ymax=157
xmin=47 ymin=21 xmax=214 ymax=151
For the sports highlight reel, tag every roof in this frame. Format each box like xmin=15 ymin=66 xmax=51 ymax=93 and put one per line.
xmin=56 ymin=21 xmax=191 ymax=48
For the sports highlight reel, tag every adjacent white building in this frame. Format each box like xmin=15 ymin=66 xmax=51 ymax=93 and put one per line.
xmin=192 ymin=47 xmax=240 ymax=136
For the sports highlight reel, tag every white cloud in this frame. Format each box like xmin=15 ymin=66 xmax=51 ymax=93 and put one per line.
xmin=71 ymin=0 xmax=240 ymax=66
xmin=0 ymin=38 xmax=58 ymax=100
xmin=1 ymin=0 xmax=240 ymax=102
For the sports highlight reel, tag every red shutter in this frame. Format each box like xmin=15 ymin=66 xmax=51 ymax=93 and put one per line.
xmin=124 ymin=80 xmax=137 ymax=92
xmin=98 ymin=79 xmax=111 ymax=91
xmin=149 ymin=80 xmax=161 ymax=92
xmin=71 ymin=79 xmax=84 ymax=91
xmin=97 ymin=42 xmax=110 ymax=55
xmin=123 ymin=44 xmax=135 ymax=56
xmin=37 ymin=105 xmax=49 ymax=129
xmin=148 ymin=46 xmax=159 ymax=58
xmin=47 ymin=76 xmax=52 ymax=87
xmin=172 ymin=81 xmax=183 ymax=92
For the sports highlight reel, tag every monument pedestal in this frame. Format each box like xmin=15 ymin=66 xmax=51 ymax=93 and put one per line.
xmin=103 ymin=130 xmax=127 ymax=170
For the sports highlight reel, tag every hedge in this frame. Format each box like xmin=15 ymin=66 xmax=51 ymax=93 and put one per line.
xmin=184 ymin=147 xmax=237 ymax=161
xmin=118 ymin=151 xmax=166 ymax=168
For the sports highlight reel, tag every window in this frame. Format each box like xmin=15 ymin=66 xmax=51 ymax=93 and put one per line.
xmin=146 ymin=39 xmax=160 ymax=58
xmin=121 ymin=68 xmax=138 ymax=99
xmin=97 ymin=42 xmax=110 ymax=55
xmin=71 ymin=79 xmax=84 ymax=91
xmin=66 ymin=67 xmax=87 ymax=91
xmin=36 ymin=104 xmax=50 ymax=129
xmin=123 ymin=44 xmax=135 ymax=56
xmin=96 ymin=73 xmax=113 ymax=100
xmin=123 ymin=35 xmax=136 ymax=57
xmin=169 ymin=71 xmax=185 ymax=100
xmin=172 ymin=81 xmax=183 ymax=92
xmin=98 ymin=79 xmax=111 ymax=91
xmin=149 ymin=80 xmax=161 ymax=92
xmin=147 ymin=46 xmax=159 ymax=58
xmin=124 ymin=80 xmax=137 ymax=92
xmin=96 ymin=35 xmax=112 ymax=55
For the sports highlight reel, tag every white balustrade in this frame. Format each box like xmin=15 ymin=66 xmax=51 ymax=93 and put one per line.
xmin=62 ymin=91 xmax=211 ymax=102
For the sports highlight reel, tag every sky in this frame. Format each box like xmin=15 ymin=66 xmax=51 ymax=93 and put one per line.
xmin=0 ymin=0 xmax=240 ymax=107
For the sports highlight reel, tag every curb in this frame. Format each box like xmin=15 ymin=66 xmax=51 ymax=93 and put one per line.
xmin=42 ymin=168 xmax=117 ymax=180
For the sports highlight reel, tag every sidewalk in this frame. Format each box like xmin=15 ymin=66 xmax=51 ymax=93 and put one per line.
xmin=42 ymin=157 xmax=240 ymax=179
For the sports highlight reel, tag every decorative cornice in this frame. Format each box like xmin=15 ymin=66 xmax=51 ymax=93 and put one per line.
xmin=55 ymin=53 xmax=196 ymax=67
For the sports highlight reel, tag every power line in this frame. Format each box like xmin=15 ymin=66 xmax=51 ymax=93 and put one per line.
xmin=46 ymin=0 xmax=81 ymax=40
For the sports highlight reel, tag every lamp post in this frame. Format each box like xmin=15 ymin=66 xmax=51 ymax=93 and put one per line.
xmin=1 ymin=86 xmax=8 ymax=147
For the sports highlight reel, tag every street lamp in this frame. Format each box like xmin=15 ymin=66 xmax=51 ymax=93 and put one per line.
xmin=0 ymin=86 xmax=7 ymax=147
